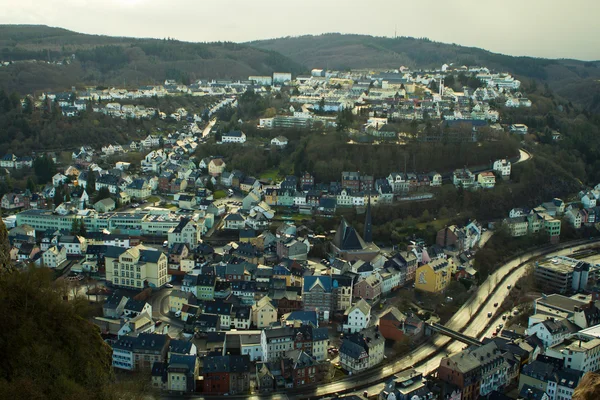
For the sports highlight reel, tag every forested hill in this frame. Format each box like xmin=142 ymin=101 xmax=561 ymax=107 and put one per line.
xmin=0 ymin=25 xmax=305 ymax=94
xmin=249 ymin=33 xmax=600 ymax=111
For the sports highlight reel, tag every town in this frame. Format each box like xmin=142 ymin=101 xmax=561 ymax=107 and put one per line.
xmin=1 ymin=64 xmax=599 ymax=400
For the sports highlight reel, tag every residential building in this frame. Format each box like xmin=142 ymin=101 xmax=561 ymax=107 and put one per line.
xmin=42 ymin=245 xmax=67 ymax=268
xmin=167 ymin=354 xmax=198 ymax=393
xmin=112 ymin=333 xmax=169 ymax=371
xmin=270 ymin=136 xmax=288 ymax=148
xmin=105 ymin=245 xmax=169 ymax=289
xmin=546 ymin=336 xmax=600 ymax=373
xmin=353 ymin=274 xmax=382 ymax=302
xmin=339 ymin=327 xmax=385 ymax=374
xmin=493 ymin=159 xmax=511 ymax=177
xmin=478 ymin=172 xmax=496 ymax=189
xmin=379 ymin=307 xmax=424 ymax=343
xmin=201 ymin=355 xmax=251 ymax=395
xmin=252 ymin=296 xmax=278 ymax=329
xmin=302 ymin=275 xmax=333 ymax=321
xmin=168 ymin=218 xmax=201 ymax=248
xmin=415 ymin=259 xmax=452 ymax=293
xmin=342 ymin=299 xmax=371 ymax=333
xmin=261 ymin=325 xmax=295 ymax=362
xmin=380 ymin=369 xmax=434 ymax=400
xmin=221 ymin=131 xmax=247 ymax=144
xmin=534 ymin=257 xmax=599 ymax=295
xmin=453 ymin=168 xmax=476 ymax=189
xmin=528 ymin=319 xmax=579 ymax=349
xmin=224 ymin=213 xmax=246 ymax=230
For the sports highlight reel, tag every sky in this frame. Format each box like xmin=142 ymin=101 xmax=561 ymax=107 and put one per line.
xmin=1 ymin=0 xmax=599 ymax=60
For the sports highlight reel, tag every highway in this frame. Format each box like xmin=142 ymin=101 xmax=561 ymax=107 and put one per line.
xmin=161 ymin=238 xmax=600 ymax=399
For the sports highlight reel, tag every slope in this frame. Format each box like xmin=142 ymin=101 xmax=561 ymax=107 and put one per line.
xmin=249 ymin=33 xmax=600 ymax=110
xmin=0 ymin=25 xmax=305 ymax=94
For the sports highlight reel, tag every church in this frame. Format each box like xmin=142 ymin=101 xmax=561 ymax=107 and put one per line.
xmin=330 ymin=199 xmax=380 ymax=262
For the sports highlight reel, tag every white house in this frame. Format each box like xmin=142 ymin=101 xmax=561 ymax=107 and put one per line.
xmin=510 ymin=124 xmax=529 ymax=134
xmin=342 ymin=299 xmax=371 ymax=334
xmin=58 ymin=235 xmax=87 ymax=255
xmin=223 ymin=213 xmax=246 ymax=230
xmin=527 ymin=319 xmax=577 ymax=349
xmin=546 ymin=337 xmax=600 ymax=373
xmin=270 ymin=136 xmax=288 ymax=148
xmin=493 ymin=159 xmax=511 ymax=177
xmin=52 ymin=173 xmax=68 ymax=187
xmin=42 ymin=245 xmax=67 ymax=268
xmin=220 ymin=131 xmax=246 ymax=144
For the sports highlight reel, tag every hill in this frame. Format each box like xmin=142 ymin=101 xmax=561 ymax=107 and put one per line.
xmin=0 ymin=25 xmax=305 ymax=94
xmin=248 ymin=33 xmax=600 ymax=110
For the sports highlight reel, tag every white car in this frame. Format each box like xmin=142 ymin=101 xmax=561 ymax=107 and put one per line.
xmin=165 ymin=283 xmax=173 ymax=288
xmin=175 ymin=310 xmax=182 ymax=318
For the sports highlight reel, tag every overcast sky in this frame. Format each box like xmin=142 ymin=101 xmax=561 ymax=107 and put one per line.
xmin=2 ymin=0 xmax=599 ymax=60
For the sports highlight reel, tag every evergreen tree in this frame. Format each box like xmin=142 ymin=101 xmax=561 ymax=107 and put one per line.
xmin=0 ymin=219 xmax=12 ymax=274
xmin=54 ymin=186 xmax=64 ymax=208
xmin=26 ymin=177 xmax=36 ymax=193
xmin=71 ymin=218 xmax=80 ymax=235
xmin=86 ymin=169 xmax=96 ymax=195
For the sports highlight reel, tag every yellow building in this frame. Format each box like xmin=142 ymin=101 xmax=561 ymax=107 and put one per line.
xmin=105 ymin=245 xmax=169 ymax=289
xmin=414 ymin=258 xmax=452 ymax=293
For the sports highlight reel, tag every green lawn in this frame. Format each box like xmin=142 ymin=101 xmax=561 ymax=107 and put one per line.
xmin=259 ymin=169 xmax=282 ymax=182
xmin=147 ymin=196 xmax=160 ymax=204
xmin=213 ymin=190 xmax=227 ymax=200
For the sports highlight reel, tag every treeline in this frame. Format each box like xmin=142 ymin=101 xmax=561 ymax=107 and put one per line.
xmin=0 ymin=89 xmax=155 ymax=155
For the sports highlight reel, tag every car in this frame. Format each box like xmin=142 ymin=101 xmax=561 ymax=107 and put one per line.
xmin=163 ymin=240 xmax=169 ymax=247
xmin=488 ymin=312 xmax=492 ymax=318
xmin=175 ymin=310 xmax=182 ymax=318
xmin=494 ymin=303 xmax=498 ymax=307
xmin=165 ymin=283 xmax=174 ymax=288
xmin=507 ymin=285 xmax=512 ymax=289
xmin=364 ymin=391 xmax=369 ymax=398
xmin=492 ymin=331 xmax=497 ymax=336
xmin=155 ymin=320 xmax=163 ymax=327
xmin=498 ymin=323 xmax=504 ymax=329
xmin=502 ymin=315 xmax=507 ymax=321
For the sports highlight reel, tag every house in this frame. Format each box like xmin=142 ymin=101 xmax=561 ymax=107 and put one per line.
xmin=339 ymin=327 xmax=385 ymax=374
xmin=379 ymin=307 xmax=424 ymax=343
xmin=103 ymin=291 xmax=129 ymax=318
xmin=511 ymin=124 xmax=529 ymax=134
xmin=380 ymin=369 xmax=434 ymax=400
xmin=240 ymin=333 xmax=263 ymax=362
xmin=167 ymin=354 xmax=198 ymax=393
xmin=42 ymin=245 xmax=67 ymax=268
xmin=546 ymin=337 xmax=600 ymax=373
xmin=208 ymin=158 xmax=226 ymax=176
xmin=493 ymin=159 xmax=511 ymax=177
xmin=52 ymin=173 xmax=68 ymax=187
xmin=271 ymin=136 xmax=288 ymax=148
xmin=261 ymin=325 xmax=295 ymax=362
xmin=276 ymin=237 xmax=309 ymax=261
xmin=1 ymin=193 xmax=29 ymax=210
xmin=353 ymin=274 xmax=382 ymax=302
xmin=252 ymin=296 xmax=277 ymax=328
xmin=201 ymin=355 xmax=251 ymax=395
xmin=94 ymin=198 xmax=116 ymax=212
xmin=125 ymin=179 xmax=152 ymax=200
xmin=105 ymin=245 xmax=169 ymax=289
xmin=342 ymin=299 xmax=371 ymax=333
xmin=438 ymin=341 xmax=510 ymax=399
xmin=221 ymin=131 xmax=247 ymax=144
xmin=453 ymin=168 xmax=476 ymax=189
xmin=478 ymin=172 xmax=496 ymax=189
xmin=112 ymin=333 xmax=170 ymax=371
xmin=415 ymin=259 xmax=452 ymax=293
xmin=224 ymin=213 xmax=246 ymax=230
xmin=168 ymin=290 xmax=194 ymax=313
xmin=168 ymin=218 xmax=201 ymax=248
xmin=58 ymin=235 xmax=87 ymax=255
xmin=527 ymin=319 xmax=578 ymax=349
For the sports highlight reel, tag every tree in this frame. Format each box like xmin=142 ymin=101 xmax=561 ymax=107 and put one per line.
xmin=86 ymin=169 xmax=96 ymax=195
xmin=26 ymin=177 xmax=36 ymax=193
xmin=71 ymin=218 xmax=80 ymax=235
xmin=94 ymin=187 xmax=111 ymax=203
xmin=0 ymin=219 xmax=12 ymax=274
xmin=319 ymin=97 xmax=325 ymax=112
xmin=54 ymin=186 xmax=64 ymax=207
xmin=0 ymin=267 xmax=115 ymax=400
xmin=33 ymin=155 xmax=57 ymax=184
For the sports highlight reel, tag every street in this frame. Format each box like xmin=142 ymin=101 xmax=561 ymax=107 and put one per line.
xmin=157 ymin=238 xmax=600 ymax=399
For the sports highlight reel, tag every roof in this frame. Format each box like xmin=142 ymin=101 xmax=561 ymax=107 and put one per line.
xmin=168 ymin=339 xmax=194 ymax=355
xmin=303 ymin=275 xmax=333 ymax=293
xmin=380 ymin=307 xmax=406 ymax=323
xmin=124 ymin=298 xmax=148 ymax=313
xmin=332 ymin=218 xmax=368 ymax=251
xmin=168 ymin=354 xmax=197 ymax=373
xmin=345 ymin=299 xmax=371 ymax=316
xmin=203 ymin=355 xmax=250 ymax=373
xmin=283 ymin=311 xmax=318 ymax=327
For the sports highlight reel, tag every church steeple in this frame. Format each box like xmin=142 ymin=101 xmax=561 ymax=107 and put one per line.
xmin=364 ymin=196 xmax=372 ymax=243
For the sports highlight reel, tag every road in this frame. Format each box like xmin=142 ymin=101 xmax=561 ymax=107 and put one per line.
xmin=202 ymin=118 xmax=217 ymax=139
xmin=160 ymin=238 xmax=600 ymax=399
xmin=516 ymin=148 xmax=532 ymax=164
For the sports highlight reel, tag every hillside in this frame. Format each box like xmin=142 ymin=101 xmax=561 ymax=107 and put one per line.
xmin=249 ymin=33 xmax=600 ymax=110
xmin=0 ymin=25 xmax=305 ymax=94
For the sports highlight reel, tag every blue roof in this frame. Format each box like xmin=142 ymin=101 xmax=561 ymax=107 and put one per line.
xmin=285 ymin=311 xmax=318 ymax=327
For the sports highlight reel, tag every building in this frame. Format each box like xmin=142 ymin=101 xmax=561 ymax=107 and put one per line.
xmin=261 ymin=325 xmax=295 ymax=362
xmin=224 ymin=213 xmax=246 ymax=230
xmin=379 ymin=307 xmax=424 ymax=343
xmin=270 ymin=136 xmax=288 ymax=148
xmin=252 ymin=296 xmax=278 ymax=328
xmin=380 ymin=369 xmax=434 ymax=400
xmin=201 ymin=355 xmax=251 ymax=395
xmin=302 ymin=275 xmax=333 ymax=321
xmin=415 ymin=259 xmax=452 ymax=293
xmin=528 ymin=319 xmax=579 ymax=349
xmin=510 ymin=124 xmax=529 ymax=134
xmin=125 ymin=179 xmax=152 ymax=200
xmin=94 ymin=198 xmax=116 ymax=213
xmin=330 ymin=217 xmax=380 ymax=262
xmin=453 ymin=168 xmax=476 ymax=189
xmin=493 ymin=159 xmax=511 ymax=178
xmin=42 ymin=245 xmax=67 ymax=268
xmin=477 ymin=172 xmax=496 ymax=189
xmin=546 ymin=336 xmax=600 ymax=373
xmin=353 ymin=274 xmax=382 ymax=302
xmin=342 ymin=299 xmax=371 ymax=333
xmin=112 ymin=333 xmax=169 ymax=371
xmin=105 ymin=245 xmax=169 ymax=289
xmin=168 ymin=218 xmax=201 ymax=248
xmin=272 ymin=72 xmax=292 ymax=84
xmin=221 ymin=131 xmax=247 ymax=144
xmin=167 ymin=354 xmax=198 ymax=393
xmin=534 ymin=257 xmax=598 ymax=295
xmin=339 ymin=327 xmax=385 ymax=374
xmin=438 ymin=341 xmax=510 ymax=400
